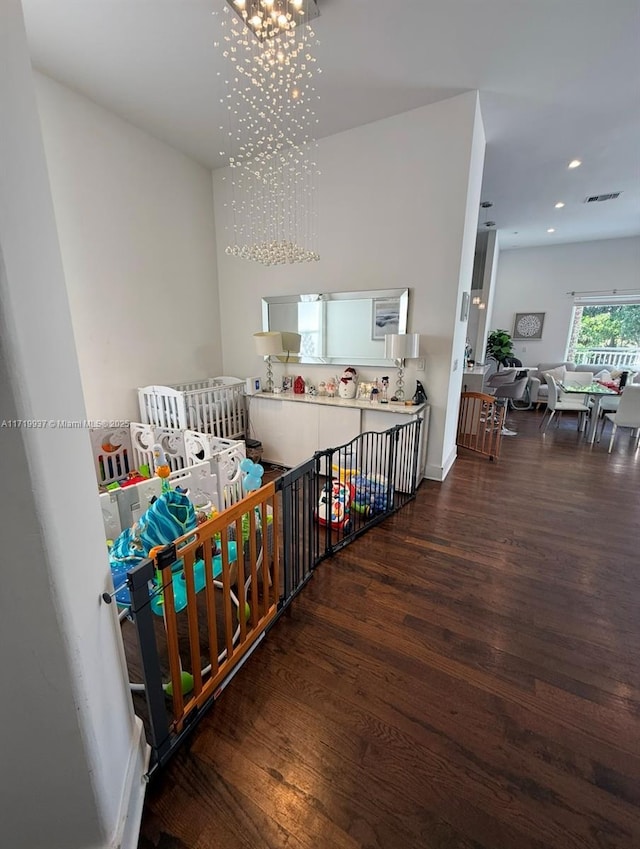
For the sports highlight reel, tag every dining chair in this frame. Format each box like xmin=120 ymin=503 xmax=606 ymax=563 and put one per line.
xmin=598 ymin=385 xmax=640 ymax=452
xmin=563 ymin=370 xmax=594 ymax=386
xmin=539 ymin=374 xmax=590 ymax=433
xmin=598 ymin=372 xmax=640 ymax=420
xmin=485 ymin=371 xmax=529 ymax=435
xmin=598 ymin=395 xmax=621 ymax=415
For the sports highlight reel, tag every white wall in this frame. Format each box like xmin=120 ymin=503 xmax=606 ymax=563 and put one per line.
xmin=213 ymin=92 xmax=485 ymax=479
xmin=1 ymin=3 xmax=147 ymax=847
xmin=492 ymin=236 xmax=640 ymax=363
xmin=34 ymin=73 xmax=222 ymax=421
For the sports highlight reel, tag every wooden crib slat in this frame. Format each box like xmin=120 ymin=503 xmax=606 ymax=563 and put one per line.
xmin=248 ymin=506 xmax=259 ymax=627
xmin=159 ymin=563 xmax=184 ymax=724
xmin=270 ymin=492 xmax=280 ymax=614
xmin=235 ymin=517 xmax=247 ymax=643
xmin=181 ymin=548 xmax=203 ymax=698
xmin=202 ymin=536 xmax=219 ymax=678
xmin=260 ymin=499 xmax=272 ymax=617
xmin=220 ymin=525 xmax=235 ymax=661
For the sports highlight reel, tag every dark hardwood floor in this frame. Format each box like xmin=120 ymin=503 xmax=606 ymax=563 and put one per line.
xmin=138 ymin=407 xmax=640 ymax=849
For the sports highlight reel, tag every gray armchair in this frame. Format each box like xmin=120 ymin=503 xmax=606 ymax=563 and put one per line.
xmin=485 ymin=371 xmax=529 ymax=435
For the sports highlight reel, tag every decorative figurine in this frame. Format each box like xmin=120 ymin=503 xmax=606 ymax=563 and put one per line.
xmin=338 ymin=367 xmax=358 ymax=399
xmin=381 ymin=376 xmax=389 ymax=404
xmin=293 ymin=375 xmax=306 ymax=394
xmin=413 ymin=380 xmax=427 ymax=404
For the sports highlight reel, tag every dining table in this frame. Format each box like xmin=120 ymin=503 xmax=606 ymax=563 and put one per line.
xmin=558 ymin=380 xmax=620 ymax=444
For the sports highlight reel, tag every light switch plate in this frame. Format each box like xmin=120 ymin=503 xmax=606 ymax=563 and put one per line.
xmin=416 ymin=358 xmax=425 ymax=371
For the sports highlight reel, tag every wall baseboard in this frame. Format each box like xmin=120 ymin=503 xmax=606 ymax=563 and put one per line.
xmin=424 ymin=446 xmax=457 ymax=482
xmin=111 ymin=717 xmax=150 ymax=849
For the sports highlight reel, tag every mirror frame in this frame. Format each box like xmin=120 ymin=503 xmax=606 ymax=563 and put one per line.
xmin=261 ymin=288 xmax=409 ymax=366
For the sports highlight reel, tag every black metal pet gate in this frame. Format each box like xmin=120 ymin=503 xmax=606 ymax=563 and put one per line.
xmin=124 ymin=417 xmax=422 ymax=773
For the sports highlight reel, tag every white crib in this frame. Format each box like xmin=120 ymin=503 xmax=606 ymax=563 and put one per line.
xmin=138 ymin=377 xmax=246 ymax=440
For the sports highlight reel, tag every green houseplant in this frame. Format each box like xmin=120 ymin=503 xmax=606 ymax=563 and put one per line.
xmin=486 ymin=329 xmax=514 ymax=367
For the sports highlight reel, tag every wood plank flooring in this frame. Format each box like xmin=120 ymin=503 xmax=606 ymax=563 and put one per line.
xmin=138 ymin=407 xmax=640 ymax=849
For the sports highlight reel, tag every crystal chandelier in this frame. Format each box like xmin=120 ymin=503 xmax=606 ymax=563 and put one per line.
xmin=216 ymin=0 xmax=321 ymax=265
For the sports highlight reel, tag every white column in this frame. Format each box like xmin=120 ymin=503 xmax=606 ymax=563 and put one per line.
xmin=0 ymin=2 xmax=148 ymax=847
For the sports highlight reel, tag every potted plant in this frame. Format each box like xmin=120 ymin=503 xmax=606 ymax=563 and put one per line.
xmin=486 ymin=329 xmax=514 ymax=368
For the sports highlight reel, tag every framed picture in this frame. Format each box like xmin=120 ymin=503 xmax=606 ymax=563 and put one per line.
xmin=372 ymin=297 xmax=401 ymax=340
xmin=513 ymin=312 xmax=545 ymax=340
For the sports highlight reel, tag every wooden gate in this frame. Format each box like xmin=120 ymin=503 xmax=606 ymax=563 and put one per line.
xmin=127 ymin=482 xmax=279 ymax=765
xmin=457 ymin=392 xmax=504 ymax=460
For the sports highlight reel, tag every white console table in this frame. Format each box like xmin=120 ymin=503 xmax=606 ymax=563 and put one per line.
xmin=247 ymin=392 xmax=429 ymax=478
xmin=462 ymin=364 xmax=489 ymax=393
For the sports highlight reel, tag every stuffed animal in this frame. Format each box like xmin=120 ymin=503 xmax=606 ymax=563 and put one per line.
xmin=338 ymin=366 xmax=358 ymax=399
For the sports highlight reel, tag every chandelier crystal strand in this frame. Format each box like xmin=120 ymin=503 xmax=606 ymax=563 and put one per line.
xmin=218 ymin=1 xmax=320 ymax=264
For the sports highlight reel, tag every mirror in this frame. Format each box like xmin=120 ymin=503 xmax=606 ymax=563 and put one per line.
xmin=262 ymin=288 xmax=409 ymax=366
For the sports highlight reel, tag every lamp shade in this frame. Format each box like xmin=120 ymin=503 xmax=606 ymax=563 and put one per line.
xmin=280 ymin=331 xmax=302 ymax=354
xmin=385 ymin=332 xmax=420 ymax=360
xmin=253 ymin=331 xmax=283 ymax=357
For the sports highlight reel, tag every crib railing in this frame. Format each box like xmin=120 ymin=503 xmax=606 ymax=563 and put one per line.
xmin=138 ymin=378 xmax=246 ymax=440
xmin=127 ymin=482 xmax=279 ymax=766
xmin=314 ymin=418 xmax=423 ymax=557
xmin=123 ymin=417 xmax=423 ymax=771
xmin=93 ymin=423 xmax=246 ymax=539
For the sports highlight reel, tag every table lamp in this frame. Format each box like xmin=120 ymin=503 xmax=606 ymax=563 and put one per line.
xmin=276 ymin=331 xmax=302 ymax=363
xmin=384 ymin=332 xmax=420 ymax=401
xmin=253 ymin=331 xmax=283 ymax=392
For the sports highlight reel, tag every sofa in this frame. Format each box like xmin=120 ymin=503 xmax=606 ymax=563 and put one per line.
xmin=528 ymin=362 xmax=640 ymax=404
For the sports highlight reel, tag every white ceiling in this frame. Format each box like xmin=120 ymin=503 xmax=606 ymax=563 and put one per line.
xmin=21 ymin=0 xmax=640 ymax=250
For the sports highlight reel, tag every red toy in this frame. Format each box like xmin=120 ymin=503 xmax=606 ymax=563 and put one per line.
xmin=316 ymin=479 xmax=354 ymax=529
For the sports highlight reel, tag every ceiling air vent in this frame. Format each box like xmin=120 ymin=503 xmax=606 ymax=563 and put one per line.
xmin=584 ymin=192 xmax=621 ymax=203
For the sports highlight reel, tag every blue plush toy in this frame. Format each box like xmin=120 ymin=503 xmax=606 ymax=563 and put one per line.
xmin=240 ymin=457 xmax=265 ymax=493
xmin=109 ymin=490 xmax=196 ymax=607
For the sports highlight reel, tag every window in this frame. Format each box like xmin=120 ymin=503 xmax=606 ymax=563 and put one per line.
xmin=567 ymin=299 xmax=640 ymax=369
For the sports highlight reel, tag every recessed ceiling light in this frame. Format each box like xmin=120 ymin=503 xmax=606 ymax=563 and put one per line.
xmin=568 ymin=159 xmax=582 ymax=169
xmin=547 ymin=228 xmax=555 ymax=233
xmin=554 ymin=201 xmax=565 ymax=208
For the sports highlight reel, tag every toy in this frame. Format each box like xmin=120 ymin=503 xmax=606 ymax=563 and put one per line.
xmin=338 ymin=367 xmax=358 ymax=399
xmin=153 ymin=443 xmax=171 ymax=494
xmin=352 ymin=473 xmax=389 ymax=516
xmin=240 ymin=457 xmax=264 ymax=493
xmin=109 ymin=489 xmax=197 ymax=607
xmin=331 ymin=447 xmax=359 ymax=483
xmin=316 ymin=479 xmax=354 ymax=529
xmin=149 ymin=541 xmax=238 ymax=616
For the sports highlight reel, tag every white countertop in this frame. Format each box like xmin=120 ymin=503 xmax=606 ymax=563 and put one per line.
xmin=252 ymin=390 xmax=427 ymax=416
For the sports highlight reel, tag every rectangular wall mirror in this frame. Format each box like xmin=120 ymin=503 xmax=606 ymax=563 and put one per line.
xmin=262 ymin=288 xmax=409 ymax=366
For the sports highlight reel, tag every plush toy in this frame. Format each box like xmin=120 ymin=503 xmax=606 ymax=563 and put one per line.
xmin=338 ymin=367 xmax=358 ymax=399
